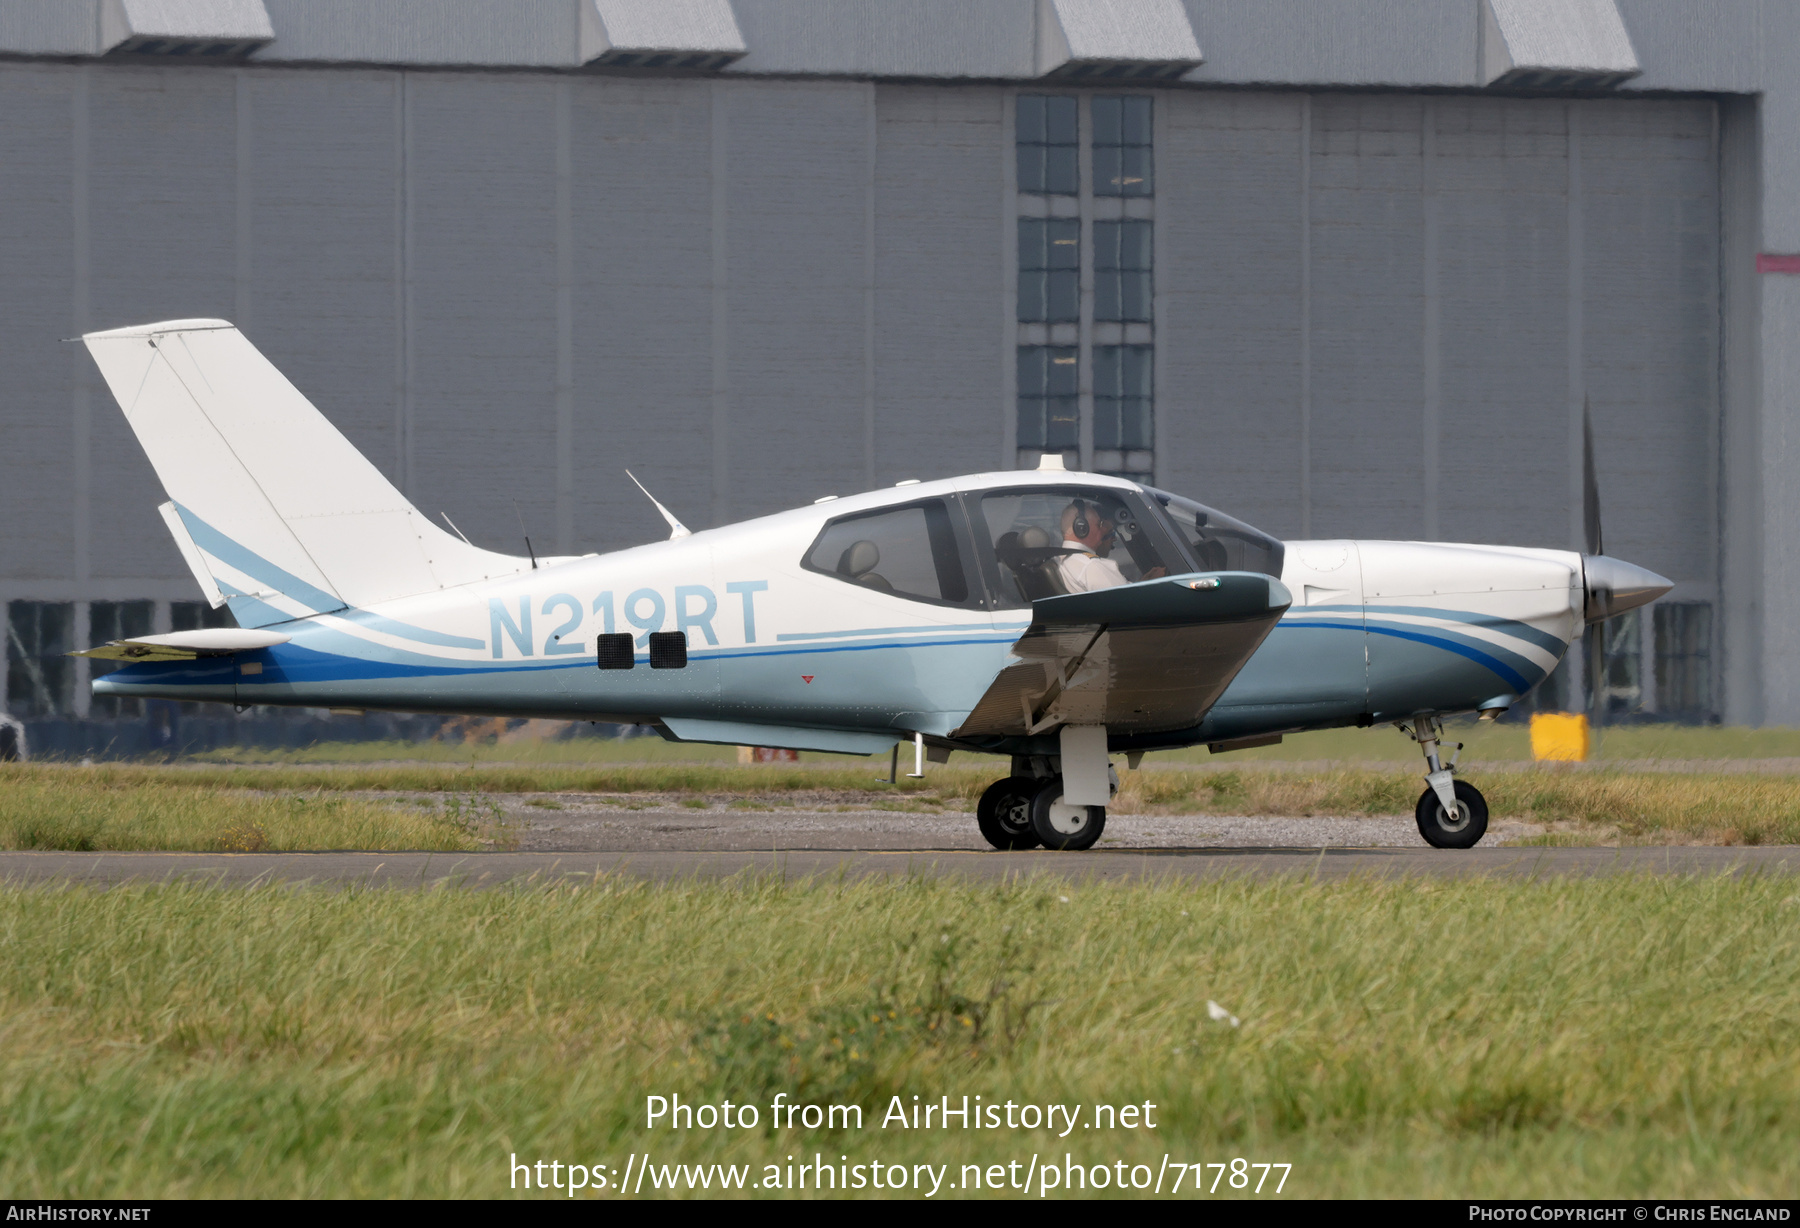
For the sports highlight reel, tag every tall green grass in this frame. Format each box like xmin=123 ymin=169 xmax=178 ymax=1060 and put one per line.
xmin=0 ymin=874 xmax=1794 ymax=1197
xmin=179 ymin=722 xmax=1800 ymax=767
xmin=6 ymin=762 xmax=1800 ymax=847
xmin=0 ymin=770 xmax=490 ymax=852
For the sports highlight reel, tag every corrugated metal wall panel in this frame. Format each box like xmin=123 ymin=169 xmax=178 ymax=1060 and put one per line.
xmin=0 ymin=62 xmax=1723 ymax=630
xmin=720 ymin=79 xmax=869 ymax=524
xmin=570 ymin=78 xmax=715 ymax=551
xmin=728 ymin=0 xmax=1037 ymax=79
xmin=872 ymin=85 xmax=1005 ymax=487
xmin=1159 ymin=91 xmax=1307 ymax=539
xmin=405 ymin=74 xmax=561 ymax=555
xmin=87 ymin=67 xmax=236 ymax=580
xmin=247 ymin=71 xmax=404 ymax=494
xmin=258 ymin=0 xmax=578 ymax=66
xmin=1581 ymin=97 xmax=1718 ymax=586
xmin=0 ymin=67 xmax=78 ymax=579
xmin=1434 ymin=96 xmax=1572 ymax=550
xmin=1307 ymin=93 xmax=1428 ymax=540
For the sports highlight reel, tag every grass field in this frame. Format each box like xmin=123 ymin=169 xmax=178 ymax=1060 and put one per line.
xmin=180 ymin=721 xmax=1800 ymax=767
xmin=0 ymin=768 xmax=498 ymax=852
xmin=0 ymin=873 xmax=1794 ymax=1198
xmin=4 ymin=759 xmax=1799 ymax=849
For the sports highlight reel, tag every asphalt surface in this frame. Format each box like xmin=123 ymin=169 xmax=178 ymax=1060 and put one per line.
xmin=1 ymin=844 xmax=1794 ymax=889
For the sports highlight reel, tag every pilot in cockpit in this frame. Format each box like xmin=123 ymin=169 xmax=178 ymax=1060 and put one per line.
xmin=1055 ymin=499 xmax=1165 ymax=593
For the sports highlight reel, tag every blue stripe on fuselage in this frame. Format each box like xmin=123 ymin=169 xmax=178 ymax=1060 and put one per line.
xmin=1286 ymin=618 xmax=1534 ymax=693
xmin=1297 ymin=603 xmax=1566 ymax=656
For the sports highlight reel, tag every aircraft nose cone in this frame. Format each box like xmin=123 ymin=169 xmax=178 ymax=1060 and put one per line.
xmin=1582 ymin=554 xmax=1673 ymax=624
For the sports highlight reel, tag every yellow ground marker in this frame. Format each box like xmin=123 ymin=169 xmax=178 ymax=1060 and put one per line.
xmin=1530 ymin=711 xmax=1590 ymax=762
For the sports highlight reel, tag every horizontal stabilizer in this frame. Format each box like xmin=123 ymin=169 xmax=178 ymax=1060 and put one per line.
xmin=82 ymin=319 xmax=533 ymax=626
xmin=72 ymin=628 xmax=291 ymax=662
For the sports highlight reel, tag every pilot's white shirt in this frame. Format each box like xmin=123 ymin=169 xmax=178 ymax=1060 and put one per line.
xmin=1056 ymin=539 xmax=1129 ymax=593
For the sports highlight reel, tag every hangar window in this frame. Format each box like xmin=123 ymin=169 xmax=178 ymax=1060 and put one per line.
xmin=1093 ymin=345 xmax=1153 ymax=453
xmin=1017 ymin=347 xmax=1080 ymax=453
xmin=1654 ymin=603 xmax=1713 ymax=721
xmin=5 ymin=601 xmax=74 ymax=718
xmin=89 ymin=599 xmax=155 ymax=719
xmin=1094 ymin=220 xmax=1151 ymax=323
xmin=1017 ymin=95 xmax=1078 ymax=195
xmin=171 ymin=600 xmax=235 ymax=633
xmin=1018 ymin=218 xmax=1081 ymax=322
xmin=803 ymin=500 xmax=974 ymax=607
xmin=1093 ymin=96 xmax=1153 ymax=197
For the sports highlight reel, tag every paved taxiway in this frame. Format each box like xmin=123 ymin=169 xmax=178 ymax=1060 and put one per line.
xmin=0 ymin=845 xmax=1794 ymax=889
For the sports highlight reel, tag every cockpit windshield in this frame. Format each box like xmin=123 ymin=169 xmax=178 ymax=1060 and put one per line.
xmin=1143 ymin=487 xmax=1285 ymax=578
xmin=977 ymin=486 xmax=1181 ymax=605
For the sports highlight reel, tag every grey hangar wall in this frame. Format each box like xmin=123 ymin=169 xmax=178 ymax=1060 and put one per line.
xmin=0 ymin=60 xmax=1741 ymax=727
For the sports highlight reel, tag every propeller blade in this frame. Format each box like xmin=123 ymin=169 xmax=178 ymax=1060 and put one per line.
xmin=1582 ymin=394 xmax=1604 ymax=558
xmin=1581 ymin=394 xmax=1603 ymax=725
xmin=1585 ymin=620 xmax=1604 ymax=725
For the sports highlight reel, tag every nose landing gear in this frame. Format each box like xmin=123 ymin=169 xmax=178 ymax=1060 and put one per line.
xmin=1399 ymin=717 xmax=1489 ymax=849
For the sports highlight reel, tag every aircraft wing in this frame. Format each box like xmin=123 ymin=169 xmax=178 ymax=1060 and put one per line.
xmin=952 ymin=572 xmax=1292 ymax=739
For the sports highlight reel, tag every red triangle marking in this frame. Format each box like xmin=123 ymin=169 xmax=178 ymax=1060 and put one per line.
xmin=801 ymin=675 xmax=814 ymax=683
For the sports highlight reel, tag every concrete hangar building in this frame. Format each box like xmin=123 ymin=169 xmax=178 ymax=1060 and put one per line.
xmin=0 ymin=0 xmax=1795 ymax=752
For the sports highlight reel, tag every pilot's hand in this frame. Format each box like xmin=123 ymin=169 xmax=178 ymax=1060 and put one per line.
xmin=1144 ymin=566 xmax=1168 ymax=579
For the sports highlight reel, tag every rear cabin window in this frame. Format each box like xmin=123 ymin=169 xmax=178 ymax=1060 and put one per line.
xmin=803 ymin=501 xmax=971 ymax=606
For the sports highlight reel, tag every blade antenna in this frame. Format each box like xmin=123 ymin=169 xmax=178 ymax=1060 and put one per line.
xmin=513 ymin=500 xmax=539 ymax=570
xmin=626 ymin=470 xmax=692 ymax=540
xmin=440 ymin=511 xmax=473 ymax=545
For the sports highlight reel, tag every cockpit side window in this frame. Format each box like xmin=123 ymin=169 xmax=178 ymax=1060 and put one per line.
xmin=802 ymin=500 xmax=974 ymax=606
xmin=976 ymin=486 xmax=1182 ymax=607
xmin=1144 ymin=487 xmax=1285 ymax=578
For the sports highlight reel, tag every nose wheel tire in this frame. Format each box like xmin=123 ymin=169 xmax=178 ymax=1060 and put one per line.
xmin=1029 ymin=777 xmax=1106 ymax=851
xmin=1415 ymin=780 xmax=1489 ymax=849
xmin=976 ymin=778 xmax=1042 ymax=850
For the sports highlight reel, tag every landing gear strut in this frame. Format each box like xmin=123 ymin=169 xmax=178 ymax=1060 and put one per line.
xmin=1398 ymin=717 xmax=1489 ymax=849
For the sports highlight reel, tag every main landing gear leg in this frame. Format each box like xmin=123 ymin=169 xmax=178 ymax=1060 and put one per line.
xmin=1398 ymin=716 xmax=1489 ymax=849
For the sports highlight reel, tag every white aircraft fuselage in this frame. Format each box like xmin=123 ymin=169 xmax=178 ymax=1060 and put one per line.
xmin=79 ymin=319 xmax=1671 ymax=849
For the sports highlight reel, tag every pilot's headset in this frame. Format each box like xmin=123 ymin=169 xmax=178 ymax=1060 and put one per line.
xmin=1071 ymin=500 xmax=1093 ymax=539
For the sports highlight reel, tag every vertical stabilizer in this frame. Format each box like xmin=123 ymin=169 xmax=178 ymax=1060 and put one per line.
xmin=83 ymin=319 xmax=529 ymax=626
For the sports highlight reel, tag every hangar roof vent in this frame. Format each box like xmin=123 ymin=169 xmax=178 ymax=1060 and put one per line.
xmin=580 ymin=0 xmax=747 ymax=71
xmin=101 ymin=0 xmax=273 ymax=59
xmin=1035 ymin=0 xmax=1202 ymax=81
xmin=1480 ymin=0 xmax=1640 ymax=90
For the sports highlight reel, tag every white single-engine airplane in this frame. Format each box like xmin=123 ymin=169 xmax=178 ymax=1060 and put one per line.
xmin=77 ymin=320 xmax=1671 ymax=851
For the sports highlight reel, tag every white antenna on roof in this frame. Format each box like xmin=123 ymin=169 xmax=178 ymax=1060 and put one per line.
xmin=626 ymin=470 xmax=692 ymax=540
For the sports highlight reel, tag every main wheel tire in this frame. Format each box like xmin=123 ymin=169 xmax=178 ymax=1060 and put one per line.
xmin=976 ymin=778 xmax=1042 ymax=850
xmin=1029 ymin=778 xmax=1106 ymax=851
xmin=1415 ymin=779 xmax=1489 ymax=849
